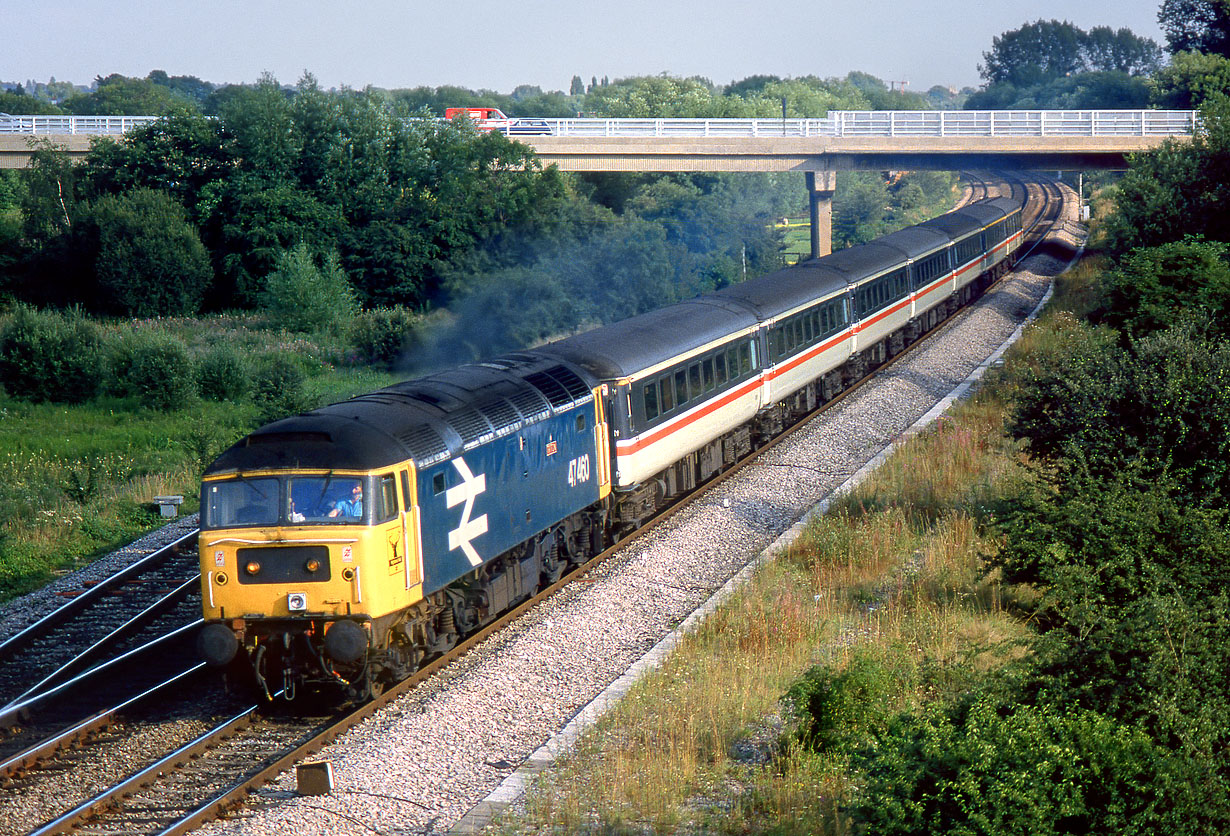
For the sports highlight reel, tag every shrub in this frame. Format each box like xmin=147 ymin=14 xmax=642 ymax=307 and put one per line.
xmin=1100 ymin=238 xmax=1230 ymax=339
xmin=81 ymin=188 xmax=213 ymax=316
xmin=0 ymin=304 xmax=105 ymax=403
xmin=350 ymin=306 xmax=421 ymax=367
xmin=783 ymin=647 xmax=916 ymax=755
xmin=853 ymin=698 xmax=1209 ymax=836
xmin=125 ymin=335 xmax=196 ymax=411
xmin=261 ymin=243 xmax=358 ymax=333
xmin=251 ymin=354 xmax=310 ymax=422
xmin=197 ymin=345 xmax=251 ymax=402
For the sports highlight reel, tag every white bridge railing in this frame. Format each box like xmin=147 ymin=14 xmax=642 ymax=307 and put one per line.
xmin=0 ymin=110 xmax=1198 ymax=139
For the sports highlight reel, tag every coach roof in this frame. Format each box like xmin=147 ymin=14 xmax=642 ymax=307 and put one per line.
xmin=535 ymin=297 xmax=759 ymax=380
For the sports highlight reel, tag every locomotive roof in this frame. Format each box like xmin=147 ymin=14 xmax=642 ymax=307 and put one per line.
xmin=204 ymin=355 xmax=595 ymax=475
xmin=533 ymin=297 xmax=759 ymax=380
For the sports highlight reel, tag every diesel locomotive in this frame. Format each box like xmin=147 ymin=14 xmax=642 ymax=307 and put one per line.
xmin=196 ymin=196 xmax=1023 ymax=701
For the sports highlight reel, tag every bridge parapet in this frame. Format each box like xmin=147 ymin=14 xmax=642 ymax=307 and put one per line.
xmin=0 ymin=110 xmax=1198 ymax=139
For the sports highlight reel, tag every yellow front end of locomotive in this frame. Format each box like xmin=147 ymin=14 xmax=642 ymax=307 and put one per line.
xmin=198 ymin=468 xmax=425 ymax=624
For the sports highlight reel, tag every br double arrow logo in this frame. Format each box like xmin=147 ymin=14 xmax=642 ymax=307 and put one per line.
xmin=446 ymin=457 xmax=488 ymax=566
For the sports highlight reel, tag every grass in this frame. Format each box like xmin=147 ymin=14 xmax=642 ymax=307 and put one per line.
xmin=0 ymin=312 xmax=403 ymax=604
xmin=495 ymin=382 xmax=1038 ymax=835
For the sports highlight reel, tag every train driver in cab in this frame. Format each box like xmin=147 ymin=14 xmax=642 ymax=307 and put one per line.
xmin=328 ymin=481 xmax=364 ymax=519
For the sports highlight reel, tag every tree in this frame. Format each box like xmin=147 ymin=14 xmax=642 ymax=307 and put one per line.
xmin=582 ymin=75 xmax=719 ymax=117
xmin=1159 ymin=0 xmax=1230 ymax=56
xmin=570 ymin=75 xmax=585 ymax=96
xmin=980 ymin=20 xmax=1087 ymax=87
xmin=261 ymin=243 xmax=358 ymax=333
xmin=78 ymin=188 xmax=213 ymax=316
xmin=0 ymin=89 xmax=63 ymax=115
xmin=833 ymin=173 xmax=890 ymax=246
xmin=210 ymin=181 xmax=345 ymax=308
xmin=1151 ymin=50 xmax=1230 ymax=107
xmin=63 ymin=74 xmax=187 ymax=116
xmin=81 ymin=109 xmax=230 ymax=221
xmin=1083 ymin=26 xmax=1165 ymax=74
xmin=216 ymin=73 xmax=298 ymax=186
xmin=146 ymin=70 xmax=214 ymax=103
xmin=18 ymin=141 xmax=79 ymax=247
xmin=1100 ymin=238 xmax=1230 ymax=338
xmin=1103 ymin=95 xmax=1230 ymax=255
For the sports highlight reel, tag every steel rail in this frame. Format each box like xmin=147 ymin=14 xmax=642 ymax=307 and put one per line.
xmin=2 ymin=576 xmax=201 ymax=709
xmin=0 ymin=661 xmax=206 ymax=781
xmin=0 ymin=530 xmax=199 ymax=661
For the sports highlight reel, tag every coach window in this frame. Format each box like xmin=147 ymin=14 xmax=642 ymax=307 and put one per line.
xmin=674 ymin=370 xmax=688 ymax=407
xmin=703 ymin=358 xmax=715 ymax=391
xmin=741 ymin=342 xmax=754 ymax=375
xmin=643 ymin=382 xmax=659 ymax=421
xmin=659 ymin=376 xmax=674 ymax=412
xmin=714 ymin=352 xmax=727 ymax=386
xmin=688 ymin=363 xmax=702 ymax=399
xmin=376 ymin=474 xmax=399 ymax=523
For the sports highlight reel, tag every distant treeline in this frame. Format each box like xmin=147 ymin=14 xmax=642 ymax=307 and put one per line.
xmin=0 ymin=71 xmax=963 ymax=367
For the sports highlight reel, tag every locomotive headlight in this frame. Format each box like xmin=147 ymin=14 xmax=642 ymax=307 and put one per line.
xmin=244 ymin=560 xmax=261 ymax=576
xmin=304 ymin=558 xmax=322 ymax=573
xmin=287 ymin=592 xmax=308 ymax=612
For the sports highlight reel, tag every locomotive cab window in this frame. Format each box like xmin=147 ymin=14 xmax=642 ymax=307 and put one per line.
xmin=376 ymin=473 xmax=399 ymax=523
xmin=432 ymin=472 xmax=446 ymax=496
xmin=204 ymin=477 xmax=279 ymax=528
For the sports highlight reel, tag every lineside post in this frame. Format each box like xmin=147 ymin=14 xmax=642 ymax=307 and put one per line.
xmin=806 ymin=170 xmax=836 ymax=259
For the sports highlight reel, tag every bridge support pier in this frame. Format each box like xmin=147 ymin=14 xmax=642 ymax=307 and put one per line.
xmin=806 ymin=170 xmax=836 ymax=259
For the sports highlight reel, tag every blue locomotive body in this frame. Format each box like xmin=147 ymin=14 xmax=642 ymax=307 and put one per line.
xmin=415 ymin=396 xmax=603 ymax=595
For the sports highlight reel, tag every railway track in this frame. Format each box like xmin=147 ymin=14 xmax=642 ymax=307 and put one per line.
xmin=2 ymin=176 xmax=1066 ymax=836
xmin=0 ymin=531 xmax=200 ymax=706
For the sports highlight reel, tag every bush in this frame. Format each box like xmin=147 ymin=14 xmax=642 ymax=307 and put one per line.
xmin=1100 ymin=238 xmax=1230 ymax=339
xmin=350 ymin=306 xmax=421 ymax=367
xmin=80 ymin=188 xmax=213 ymax=316
xmin=197 ymin=345 xmax=251 ymax=402
xmin=125 ymin=335 xmax=196 ymax=411
xmin=783 ymin=647 xmax=916 ymax=755
xmin=1007 ymin=321 xmax=1230 ymax=504
xmin=853 ymin=698 xmax=1204 ymax=835
xmin=252 ymin=354 xmax=310 ymax=422
xmin=0 ymin=304 xmax=105 ymax=403
xmin=261 ymin=243 xmax=358 ymax=333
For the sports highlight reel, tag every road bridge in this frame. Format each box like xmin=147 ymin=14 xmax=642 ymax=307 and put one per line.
xmin=0 ymin=110 xmax=1196 ymax=257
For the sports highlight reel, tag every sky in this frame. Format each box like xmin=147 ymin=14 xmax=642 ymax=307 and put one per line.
xmin=5 ymin=0 xmax=1167 ymax=96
